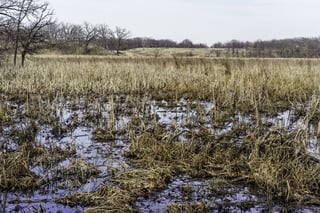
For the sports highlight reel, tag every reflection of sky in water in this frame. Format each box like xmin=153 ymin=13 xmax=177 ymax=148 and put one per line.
xmin=136 ymin=176 xmax=264 ymax=213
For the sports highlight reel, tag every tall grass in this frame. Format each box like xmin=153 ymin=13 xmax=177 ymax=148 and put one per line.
xmin=1 ymin=56 xmax=320 ymax=113
xmin=1 ymin=55 xmax=320 ymax=211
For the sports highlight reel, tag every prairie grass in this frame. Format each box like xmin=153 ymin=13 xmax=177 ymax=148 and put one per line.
xmin=1 ymin=56 xmax=319 ymax=112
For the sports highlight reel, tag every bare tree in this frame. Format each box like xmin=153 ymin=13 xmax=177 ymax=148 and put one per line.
xmin=0 ymin=0 xmax=17 ymax=18
xmin=58 ymin=23 xmax=83 ymax=45
xmin=44 ymin=22 xmax=86 ymax=53
xmin=179 ymin=39 xmax=193 ymax=48
xmin=0 ymin=18 xmax=14 ymax=50
xmin=0 ymin=0 xmax=17 ymax=61
xmin=82 ymin=22 xmax=97 ymax=54
xmin=44 ymin=22 xmax=60 ymax=45
xmin=96 ymin=23 xmax=111 ymax=50
xmin=109 ymin=26 xmax=130 ymax=55
xmin=2 ymin=0 xmax=53 ymax=66
xmin=12 ymin=0 xmax=34 ymax=66
xmin=19 ymin=2 xmax=53 ymax=66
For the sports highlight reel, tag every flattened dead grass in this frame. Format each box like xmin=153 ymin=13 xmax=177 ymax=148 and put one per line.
xmin=125 ymin=124 xmax=320 ymax=204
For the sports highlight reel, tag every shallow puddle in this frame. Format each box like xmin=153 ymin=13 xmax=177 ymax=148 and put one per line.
xmin=136 ymin=176 xmax=265 ymax=212
xmin=0 ymin=96 xmax=319 ymax=212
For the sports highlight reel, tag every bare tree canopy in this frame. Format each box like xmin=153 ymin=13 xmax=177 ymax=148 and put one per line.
xmin=109 ymin=26 xmax=131 ymax=55
xmin=0 ymin=0 xmax=18 ymax=18
xmin=0 ymin=0 xmax=54 ymax=66
xmin=82 ymin=22 xmax=98 ymax=54
xmin=19 ymin=1 xmax=54 ymax=66
xmin=16 ymin=0 xmax=54 ymax=65
xmin=96 ymin=23 xmax=111 ymax=50
xmin=0 ymin=0 xmax=17 ymax=62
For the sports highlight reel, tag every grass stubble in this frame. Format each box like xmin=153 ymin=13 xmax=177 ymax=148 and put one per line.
xmin=0 ymin=54 xmax=320 ymax=212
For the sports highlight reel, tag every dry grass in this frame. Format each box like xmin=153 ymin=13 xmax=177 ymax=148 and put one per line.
xmin=0 ymin=100 xmax=5 ymax=120
xmin=124 ymin=120 xmax=320 ymax=204
xmin=1 ymin=56 xmax=319 ymax=112
xmin=1 ymin=55 xmax=320 ymax=211
xmin=125 ymin=47 xmax=216 ymax=58
xmin=125 ymin=130 xmax=215 ymax=177
xmin=247 ymin=130 xmax=320 ymax=202
xmin=57 ymin=185 xmax=136 ymax=212
xmin=57 ymin=168 xmax=172 ymax=213
xmin=0 ymin=150 xmax=39 ymax=190
xmin=318 ymin=121 xmax=320 ymax=139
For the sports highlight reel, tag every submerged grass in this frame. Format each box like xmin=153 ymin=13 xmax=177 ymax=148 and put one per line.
xmin=166 ymin=202 xmax=208 ymax=213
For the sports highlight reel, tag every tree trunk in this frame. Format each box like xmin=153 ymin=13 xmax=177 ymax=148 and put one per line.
xmin=13 ymin=37 xmax=19 ymax=66
xmin=21 ymin=50 xmax=26 ymax=67
xmin=84 ymin=42 xmax=89 ymax=54
xmin=13 ymin=0 xmax=25 ymax=66
xmin=116 ymin=39 xmax=121 ymax=56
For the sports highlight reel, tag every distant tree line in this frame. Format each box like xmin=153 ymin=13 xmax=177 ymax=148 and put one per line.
xmin=2 ymin=0 xmax=320 ymax=66
xmin=46 ymin=22 xmax=208 ymax=54
xmin=212 ymin=38 xmax=320 ymax=58
xmin=126 ymin=38 xmax=208 ymax=49
xmin=0 ymin=0 xmax=208 ymax=66
xmin=46 ymin=22 xmax=132 ymax=55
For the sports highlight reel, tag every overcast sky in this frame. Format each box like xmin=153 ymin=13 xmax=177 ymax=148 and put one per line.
xmin=46 ymin=0 xmax=320 ymax=44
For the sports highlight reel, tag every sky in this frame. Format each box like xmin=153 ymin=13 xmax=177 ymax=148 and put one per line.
xmin=46 ymin=0 xmax=320 ymax=45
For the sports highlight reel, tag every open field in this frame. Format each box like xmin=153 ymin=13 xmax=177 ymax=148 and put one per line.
xmin=125 ymin=48 xmax=222 ymax=58
xmin=124 ymin=47 xmax=284 ymax=58
xmin=0 ymin=55 xmax=320 ymax=212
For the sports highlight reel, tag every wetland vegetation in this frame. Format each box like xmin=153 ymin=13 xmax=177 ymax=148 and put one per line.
xmin=0 ymin=55 xmax=320 ymax=212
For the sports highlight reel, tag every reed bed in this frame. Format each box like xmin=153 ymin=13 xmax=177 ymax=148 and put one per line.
xmin=1 ymin=56 xmax=320 ymax=112
xmin=0 ymin=55 xmax=320 ymax=212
